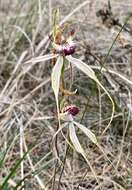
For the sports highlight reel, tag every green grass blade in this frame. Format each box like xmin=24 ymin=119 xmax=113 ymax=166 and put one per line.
xmin=0 ymin=150 xmax=7 ymax=169
xmin=102 ymin=13 xmax=132 ymax=69
xmin=0 ymin=145 xmax=33 ymax=189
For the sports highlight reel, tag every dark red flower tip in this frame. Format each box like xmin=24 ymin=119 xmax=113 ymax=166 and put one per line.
xmin=64 ymin=105 xmax=79 ymax=116
xmin=69 ymin=29 xmax=75 ymax=36
xmin=63 ymin=45 xmax=76 ymax=56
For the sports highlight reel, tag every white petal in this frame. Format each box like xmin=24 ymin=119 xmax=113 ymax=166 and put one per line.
xmin=51 ymin=55 xmax=63 ymax=116
xmin=73 ymin=121 xmax=98 ymax=145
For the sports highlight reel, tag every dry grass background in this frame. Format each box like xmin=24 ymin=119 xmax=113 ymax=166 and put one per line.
xmin=0 ymin=0 xmax=132 ymax=189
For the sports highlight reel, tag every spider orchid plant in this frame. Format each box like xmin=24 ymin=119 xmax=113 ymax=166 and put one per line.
xmin=51 ymin=24 xmax=114 ymax=178
xmin=25 ymin=23 xmax=114 ymax=159
xmin=25 ymin=16 xmax=114 ymax=180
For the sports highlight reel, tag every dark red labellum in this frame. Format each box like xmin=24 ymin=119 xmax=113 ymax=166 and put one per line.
xmin=69 ymin=29 xmax=75 ymax=36
xmin=63 ymin=45 xmax=76 ymax=56
xmin=65 ymin=105 xmax=79 ymax=116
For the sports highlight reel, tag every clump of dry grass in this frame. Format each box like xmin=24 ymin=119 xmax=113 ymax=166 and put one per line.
xmin=0 ymin=0 xmax=132 ymax=190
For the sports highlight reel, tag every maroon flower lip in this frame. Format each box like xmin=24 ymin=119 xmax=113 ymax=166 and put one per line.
xmin=64 ymin=105 xmax=79 ymax=116
xmin=63 ymin=45 xmax=76 ymax=56
xmin=53 ymin=41 xmax=76 ymax=56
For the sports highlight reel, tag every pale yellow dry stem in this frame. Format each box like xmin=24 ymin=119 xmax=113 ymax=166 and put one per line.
xmin=23 ymin=136 xmax=46 ymax=189
xmin=90 ymin=65 xmax=132 ymax=86
xmin=115 ymin=87 xmax=131 ymax=170
xmin=14 ymin=111 xmax=25 ymax=190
